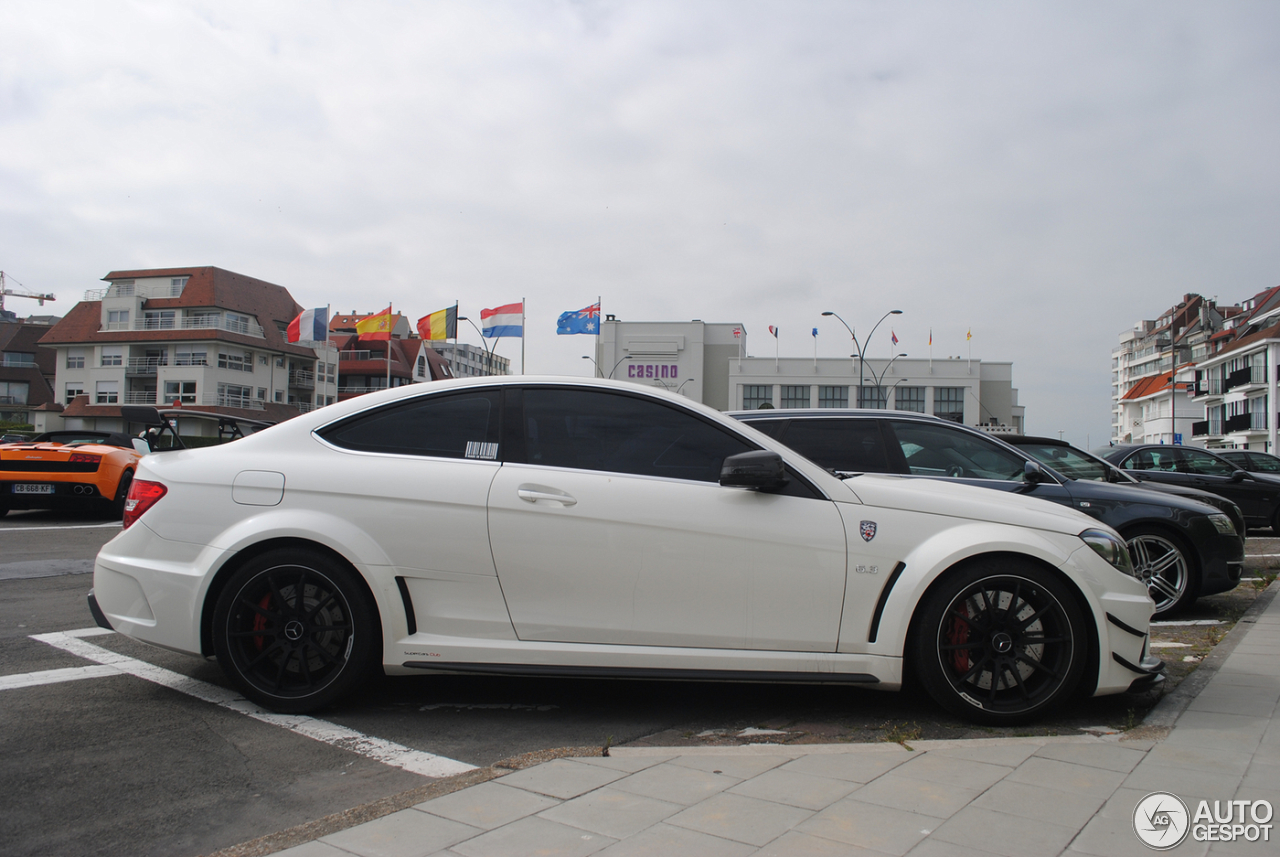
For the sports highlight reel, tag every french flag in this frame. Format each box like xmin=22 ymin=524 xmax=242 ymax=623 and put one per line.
xmin=287 ymin=307 xmax=328 ymax=343
xmin=481 ymin=302 xmax=524 ymax=338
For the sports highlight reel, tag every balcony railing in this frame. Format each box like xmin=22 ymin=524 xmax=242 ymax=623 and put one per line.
xmin=338 ymin=385 xmax=387 ymax=395
xmin=1192 ymin=420 xmax=1211 ymax=437
xmin=288 ymin=370 xmax=315 ymax=389
xmin=125 ymin=357 xmax=168 ymax=375
xmin=99 ymin=315 xmax=265 ymax=338
xmin=1224 ymin=367 xmax=1266 ymax=393
xmin=124 ymin=391 xmax=157 ymax=404
xmin=85 ymin=281 xmax=186 ymax=301
xmin=1 ymin=356 xmax=36 ymax=367
xmin=339 ymin=351 xmax=377 ymax=361
xmin=202 ymin=393 xmax=266 ymax=411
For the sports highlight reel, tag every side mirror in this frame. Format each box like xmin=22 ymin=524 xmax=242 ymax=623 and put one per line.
xmin=720 ymin=450 xmax=790 ymax=491
xmin=1230 ymin=469 xmax=1249 ymax=483
xmin=1022 ymin=460 xmax=1052 ymax=484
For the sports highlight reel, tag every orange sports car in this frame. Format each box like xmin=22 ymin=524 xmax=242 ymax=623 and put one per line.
xmin=0 ymin=430 xmax=144 ymax=518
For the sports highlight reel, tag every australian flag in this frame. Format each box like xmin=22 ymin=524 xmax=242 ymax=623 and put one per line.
xmin=557 ymin=302 xmax=601 ymax=335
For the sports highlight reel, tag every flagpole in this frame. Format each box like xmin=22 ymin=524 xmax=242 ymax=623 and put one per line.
xmin=386 ymin=304 xmax=392 ymax=389
xmin=521 ymin=297 xmax=526 ymax=375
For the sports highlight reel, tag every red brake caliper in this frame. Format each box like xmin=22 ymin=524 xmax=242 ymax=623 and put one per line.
xmin=252 ymin=594 xmax=272 ymax=650
xmin=949 ymin=603 xmax=971 ymax=673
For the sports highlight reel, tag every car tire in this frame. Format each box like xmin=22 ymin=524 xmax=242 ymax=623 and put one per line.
xmin=213 ymin=548 xmax=379 ymax=713
xmin=110 ymin=470 xmax=133 ymax=519
xmin=1122 ymin=526 xmax=1197 ymax=616
xmin=912 ymin=558 xmax=1087 ymax=725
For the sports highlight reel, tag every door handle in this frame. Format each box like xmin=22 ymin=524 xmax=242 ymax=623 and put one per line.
xmin=517 ymin=486 xmax=577 ymax=506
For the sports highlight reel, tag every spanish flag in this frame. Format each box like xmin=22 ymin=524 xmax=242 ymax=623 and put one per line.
xmin=356 ymin=306 xmax=393 ymax=341
xmin=418 ymin=306 xmax=457 ymax=341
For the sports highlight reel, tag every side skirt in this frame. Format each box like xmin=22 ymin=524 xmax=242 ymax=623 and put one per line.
xmin=401 ymin=661 xmax=879 ymax=684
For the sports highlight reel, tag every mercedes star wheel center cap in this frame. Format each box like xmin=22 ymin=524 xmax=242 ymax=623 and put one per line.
xmin=284 ymin=620 xmax=305 ymax=641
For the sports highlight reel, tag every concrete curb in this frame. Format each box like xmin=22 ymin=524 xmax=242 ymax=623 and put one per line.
xmin=1140 ymin=578 xmax=1280 ymax=729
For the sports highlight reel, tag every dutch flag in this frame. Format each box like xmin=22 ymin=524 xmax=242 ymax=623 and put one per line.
xmin=481 ymin=302 xmax=524 ymax=338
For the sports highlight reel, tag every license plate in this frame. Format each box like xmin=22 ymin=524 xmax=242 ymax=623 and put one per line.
xmin=12 ymin=483 xmax=55 ymax=495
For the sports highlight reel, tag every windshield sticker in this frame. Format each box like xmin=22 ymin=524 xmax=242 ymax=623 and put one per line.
xmin=465 ymin=441 xmax=498 ymax=460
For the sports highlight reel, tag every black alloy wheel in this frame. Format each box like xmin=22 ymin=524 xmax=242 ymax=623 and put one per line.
xmin=213 ymin=549 xmax=378 ymax=713
xmin=110 ymin=470 xmax=133 ymax=519
xmin=913 ymin=560 xmax=1086 ymax=724
xmin=1124 ymin=527 xmax=1195 ymax=615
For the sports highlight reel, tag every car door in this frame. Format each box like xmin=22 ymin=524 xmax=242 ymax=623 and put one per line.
xmin=1175 ymin=447 xmax=1278 ymax=523
xmin=487 ymin=386 xmax=849 ymax=652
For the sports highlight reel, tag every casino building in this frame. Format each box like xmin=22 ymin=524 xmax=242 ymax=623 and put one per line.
xmin=595 ymin=318 xmax=1025 ymax=432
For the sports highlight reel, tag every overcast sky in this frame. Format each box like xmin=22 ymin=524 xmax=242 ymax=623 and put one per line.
xmin=3 ymin=1 xmax=1278 ymax=445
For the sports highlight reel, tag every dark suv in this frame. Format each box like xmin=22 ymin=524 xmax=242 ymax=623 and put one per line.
xmin=733 ymin=410 xmax=1244 ymax=615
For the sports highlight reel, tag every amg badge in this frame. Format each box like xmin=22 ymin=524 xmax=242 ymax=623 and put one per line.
xmin=860 ymin=520 xmax=877 ymax=542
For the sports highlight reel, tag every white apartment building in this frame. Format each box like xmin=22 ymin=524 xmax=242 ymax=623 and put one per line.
xmin=596 ymin=319 xmax=1024 ymax=430
xmin=38 ymin=267 xmax=338 ymax=433
xmin=427 ymin=341 xmax=511 ymax=377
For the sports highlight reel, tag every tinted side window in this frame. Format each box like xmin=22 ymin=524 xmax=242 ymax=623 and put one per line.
xmin=1178 ymin=449 xmax=1234 ymax=476
xmin=1125 ymin=449 xmax=1177 ymax=471
xmin=743 ymin=419 xmax=787 ymax=439
xmin=888 ymin=421 xmax=1026 ymax=480
xmin=1250 ymin=454 xmax=1280 ymax=473
xmin=522 ymin=388 xmax=754 ymax=482
xmin=319 ymin=390 xmax=501 ymax=459
xmin=780 ymin=419 xmax=892 ymax=473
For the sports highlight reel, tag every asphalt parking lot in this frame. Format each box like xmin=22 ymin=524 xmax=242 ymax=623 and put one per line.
xmin=2 ymin=509 xmax=1276 ymax=857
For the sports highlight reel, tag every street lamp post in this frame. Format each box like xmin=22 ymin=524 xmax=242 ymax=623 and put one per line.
xmin=457 ymin=316 xmax=497 ymax=376
xmin=822 ymin=309 xmax=902 ymax=407
xmin=583 ymin=354 xmax=632 ymax=379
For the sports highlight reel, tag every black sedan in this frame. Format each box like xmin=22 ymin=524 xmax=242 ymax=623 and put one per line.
xmin=732 ymin=410 xmax=1245 ymax=615
xmin=1099 ymin=444 xmax=1280 ymax=532
xmin=1216 ymin=449 xmax=1280 ymax=475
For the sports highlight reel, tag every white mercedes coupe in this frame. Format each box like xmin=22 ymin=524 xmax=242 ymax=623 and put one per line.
xmin=90 ymin=377 xmax=1163 ymax=724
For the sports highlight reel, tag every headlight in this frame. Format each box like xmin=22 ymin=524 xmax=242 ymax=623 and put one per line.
xmin=1207 ymin=513 xmax=1237 ymax=535
xmin=1080 ymin=528 xmax=1135 ymax=577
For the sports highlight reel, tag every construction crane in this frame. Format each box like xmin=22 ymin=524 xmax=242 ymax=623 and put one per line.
xmin=0 ymin=271 xmax=56 ymax=317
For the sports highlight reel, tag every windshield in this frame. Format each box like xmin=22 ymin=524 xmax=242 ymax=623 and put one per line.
xmin=1014 ymin=442 xmax=1119 ymax=482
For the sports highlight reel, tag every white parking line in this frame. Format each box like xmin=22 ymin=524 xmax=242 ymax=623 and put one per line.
xmin=0 ymin=665 xmax=121 ymax=690
xmin=1150 ymin=619 xmax=1224 ymax=627
xmin=31 ymin=630 xmax=476 ymax=779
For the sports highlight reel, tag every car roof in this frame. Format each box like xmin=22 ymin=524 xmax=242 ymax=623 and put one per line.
xmin=729 ymin=408 xmax=949 ymax=422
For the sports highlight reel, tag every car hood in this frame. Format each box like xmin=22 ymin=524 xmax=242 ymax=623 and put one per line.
xmin=1060 ymin=478 xmax=1220 ymax=515
xmin=837 ymin=473 xmax=1108 ymax=536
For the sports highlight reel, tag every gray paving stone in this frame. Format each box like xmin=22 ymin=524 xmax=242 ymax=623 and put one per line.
xmin=451 ymin=816 xmax=615 ymax=857
xmin=891 ymin=751 xmax=1013 ymax=791
xmin=777 ymin=747 xmax=913 ymax=783
xmin=607 ymin=762 xmax=738 ymax=805
xmin=274 ymin=842 xmax=353 ymax=857
xmin=668 ymin=753 xmax=788 ymax=779
xmin=1005 ymin=755 xmax=1127 ymax=797
xmin=573 ymin=755 xmax=674 ymax=773
xmin=666 ymin=792 xmax=812 ymax=846
xmin=755 ymin=829 xmax=889 ymax=855
xmin=929 ymin=805 xmax=1076 ymax=857
xmin=906 ymin=838 xmax=1003 ymax=857
xmin=1123 ymin=761 xmax=1245 ymax=797
xmin=1032 ymin=741 xmax=1148 ymax=773
xmin=1214 ymin=653 xmax=1280 ymax=676
xmin=415 ymin=782 xmax=560 ymax=830
xmin=727 ymin=767 xmax=860 ymax=811
xmin=495 ymin=759 xmax=627 ymax=800
xmin=592 ymin=822 xmax=755 ymax=857
xmin=1143 ymin=744 xmax=1254 ymax=777
xmin=923 ymin=740 xmax=1042 ymax=768
xmin=1187 ymin=683 xmax=1280 ymax=717
xmin=848 ymin=771 xmax=981 ymax=818
xmin=537 ymin=786 xmax=682 ymax=840
xmin=797 ymin=797 xmax=943 ymax=855
xmin=319 ymin=809 xmax=481 ymax=857
xmin=1099 ymin=786 xmax=1164 ymax=818
xmin=1069 ymin=809 xmax=1209 ymax=857
xmin=1240 ymin=759 xmax=1280 ymax=790
xmin=971 ymin=780 xmax=1106 ymax=829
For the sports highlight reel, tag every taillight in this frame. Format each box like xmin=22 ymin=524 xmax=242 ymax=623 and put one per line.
xmin=122 ymin=479 xmax=167 ymax=529
xmin=68 ymin=453 xmax=101 ymax=464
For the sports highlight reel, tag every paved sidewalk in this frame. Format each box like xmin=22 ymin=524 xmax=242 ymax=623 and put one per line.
xmin=274 ymin=585 xmax=1280 ymax=857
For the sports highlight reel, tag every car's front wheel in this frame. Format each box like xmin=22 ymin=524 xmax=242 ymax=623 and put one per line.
xmin=1123 ymin=527 xmax=1196 ymax=616
xmin=213 ymin=548 xmax=379 ymax=713
xmin=912 ymin=559 xmax=1087 ymax=724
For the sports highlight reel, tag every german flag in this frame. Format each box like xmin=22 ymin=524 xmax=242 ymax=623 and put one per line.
xmin=417 ymin=306 xmax=457 ymax=341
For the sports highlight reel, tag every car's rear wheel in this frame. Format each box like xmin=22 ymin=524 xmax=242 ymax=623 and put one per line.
xmin=109 ymin=470 xmax=133 ymax=519
xmin=213 ymin=548 xmax=378 ymax=713
xmin=1123 ymin=526 xmax=1196 ymax=616
xmin=912 ymin=559 xmax=1086 ymax=725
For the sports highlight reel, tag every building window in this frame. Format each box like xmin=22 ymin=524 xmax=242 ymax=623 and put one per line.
xmin=894 ymin=386 xmax=926 ymax=412
xmin=106 ymin=310 xmax=129 ymax=329
xmin=417 ymin=355 xmax=427 ymax=376
xmin=256 ymin=387 xmax=267 ymax=400
xmin=66 ymin=348 xmax=85 ymax=369
xmin=934 ymin=387 xmax=965 ymax=422
xmin=176 ymin=349 xmax=208 ymax=366
xmin=218 ymin=351 xmax=253 ymax=371
xmin=64 ymin=382 xmax=85 ymax=404
xmin=780 ymin=385 xmax=811 ymax=409
xmin=163 ymin=381 xmax=197 ymax=404
xmin=742 ymin=385 xmax=773 ymax=409
xmin=95 ymin=381 xmax=119 ymax=404
xmin=259 ymin=355 xmax=269 ymax=365
xmin=0 ymin=380 xmax=29 ymax=405
xmin=274 ymin=390 xmax=284 ymax=402
xmin=143 ymin=310 xmax=176 ymax=330
xmin=170 ymin=277 xmax=189 ymax=291
xmin=2 ymin=351 xmax=35 ymax=367
xmin=817 ymin=386 xmax=848 ymax=408
xmin=226 ymin=312 xmax=251 ymax=335
xmin=100 ymin=346 xmax=123 ymax=367
xmin=218 ymin=383 xmax=253 ymax=408
xmin=189 ymin=312 xmax=219 ymax=329
xmin=858 ymin=386 xmax=887 ymax=409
